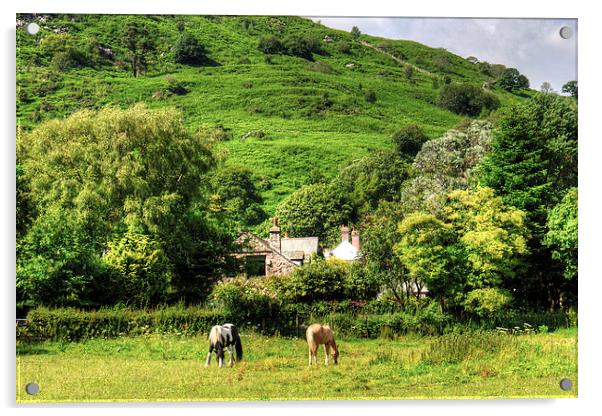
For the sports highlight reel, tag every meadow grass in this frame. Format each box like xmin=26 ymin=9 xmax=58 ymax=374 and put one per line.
xmin=16 ymin=328 xmax=577 ymax=402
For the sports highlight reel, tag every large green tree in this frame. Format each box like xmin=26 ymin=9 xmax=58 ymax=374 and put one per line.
xmin=478 ymin=93 xmax=578 ymax=309
xmin=17 ymin=105 xmax=232 ymax=306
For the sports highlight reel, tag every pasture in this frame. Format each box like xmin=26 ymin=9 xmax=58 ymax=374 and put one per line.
xmin=16 ymin=328 xmax=577 ymax=402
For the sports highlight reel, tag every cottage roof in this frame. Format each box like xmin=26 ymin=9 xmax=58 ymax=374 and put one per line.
xmin=328 ymin=240 xmax=361 ymax=261
xmin=280 ymin=237 xmax=319 ymax=257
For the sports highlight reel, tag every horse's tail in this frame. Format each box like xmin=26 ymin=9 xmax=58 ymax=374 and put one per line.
xmin=235 ymin=337 xmax=243 ymax=361
xmin=229 ymin=324 xmax=243 ymax=361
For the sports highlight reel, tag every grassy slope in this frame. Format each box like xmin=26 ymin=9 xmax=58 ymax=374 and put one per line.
xmin=16 ymin=15 xmax=533 ymax=216
xmin=16 ymin=330 xmax=577 ymax=401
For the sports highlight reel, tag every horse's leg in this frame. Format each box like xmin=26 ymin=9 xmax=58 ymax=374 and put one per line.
xmin=205 ymin=345 xmax=213 ymax=367
xmin=228 ymin=345 xmax=234 ymax=367
xmin=324 ymin=343 xmax=330 ymax=366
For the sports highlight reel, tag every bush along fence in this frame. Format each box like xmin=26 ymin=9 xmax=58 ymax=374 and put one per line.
xmin=16 ymin=303 xmax=576 ymax=343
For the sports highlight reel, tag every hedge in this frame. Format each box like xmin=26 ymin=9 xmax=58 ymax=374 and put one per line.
xmin=18 ymin=306 xmax=232 ymax=342
xmin=17 ymin=305 xmax=576 ymax=342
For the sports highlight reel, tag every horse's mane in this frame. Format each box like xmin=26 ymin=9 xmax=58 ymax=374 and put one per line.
xmin=209 ymin=325 xmax=223 ymax=345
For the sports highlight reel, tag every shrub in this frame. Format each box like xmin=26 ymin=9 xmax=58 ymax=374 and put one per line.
xmin=463 ymin=288 xmax=512 ymax=319
xmin=438 ymin=83 xmax=500 ymax=116
xmin=392 ymin=124 xmax=429 ymax=157
xmin=337 ymin=41 xmax=351 ymax=54
xmin=282 ymin=34 xmax=322 ymax=60
xmin=209 ymin=277 xmax=279 ymax=324
xmin=257 ymin=35 xmax=284 ymax=54
xmin=277 ymin=258 xmax=349 ymax=303
xmin=307 ymin=61 xmax=332 ymax=74
xmin=164 ymin=76 xmax=189 ymax=95
xmin=103 ymin=231 xmax=172 ymax=308
xmin=173 ymin=33 xmax=207 ymax=65
xmin=364 ymin=88 xmax=377 ymax=103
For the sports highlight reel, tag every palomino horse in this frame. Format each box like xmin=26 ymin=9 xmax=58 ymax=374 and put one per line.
xmin=205 ymin=323 xmax=243 ymax=368
xmin=306 ymin=323 xmax=339 ymax=366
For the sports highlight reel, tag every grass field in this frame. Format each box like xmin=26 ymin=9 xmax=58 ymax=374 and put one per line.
xmin=16 ymin=328 xmax=577 ymax=402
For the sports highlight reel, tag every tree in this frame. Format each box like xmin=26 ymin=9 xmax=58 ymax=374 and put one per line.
xmin=562 ymin=80 xmax=578 ymax=99
xmin=400 ymin=120 xmax=493 ymax=215
xmin=392 ymin=124 xmax=428 ymax=158
xmin=333 ymin=150 xmax=410 ymax=216
xmin=122 ymin=19 xmax=155 ymax=77
xmin=394 ymin=212 xmax=458 ymax=306
xmin=540 ymin=81 xmax=553 ymax=93
xmin=544 ymin=188 xmax=577 ymax=281
xmin=361 ymin=201 xmax=415 ymax=303
xmin=478 ymin=94 xmax=578 ymax=309
xmin=438 ymin=83 xmax=500 ymax=116
xmin=394 ymin=187 xmax=529 ymax=311
xmin=18 ymin=105 xmax=231 ymax=305
xmin=444 ymin=187 xmax=529 ymax=289
xmin=208 ymin=165 xmax=267 ymax=226
xmin=174 ymin=33 xmax=207 ymax=65
xmin=275 ymin=183 xmax=352 ymax=245
xmin=350 ymin=26 xmax=361 ymax=40
xmin=496 ymin=68 xmax=529 ymax=91
xmin=517 ymin=74 xmax=530 ymax=89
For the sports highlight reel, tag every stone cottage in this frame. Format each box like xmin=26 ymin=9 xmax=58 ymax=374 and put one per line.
xmin=234 ymin=217 xmax=319 ymax=276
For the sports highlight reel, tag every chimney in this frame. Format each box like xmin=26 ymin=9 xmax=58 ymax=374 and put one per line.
xmin=269 ymin=217 xmax=281 ymax=252
xmin=351 ymin=227 xmax=360 ymax=250
xmin=341 ymin=225 xmax=350 ymax=243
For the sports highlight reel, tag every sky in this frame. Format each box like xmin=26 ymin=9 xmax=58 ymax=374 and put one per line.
xmin=311 ymin=17 xmax=577 ymax=93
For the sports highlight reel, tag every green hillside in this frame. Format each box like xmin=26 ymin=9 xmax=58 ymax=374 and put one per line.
xmin=16 ymin=14 xmax=532 ymax=218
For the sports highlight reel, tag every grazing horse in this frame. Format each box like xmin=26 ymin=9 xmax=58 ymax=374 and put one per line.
xmin=306 ymin=323 xmax=339 ymax=366
xmin=205 ymin=323 xmax=243 ymax=368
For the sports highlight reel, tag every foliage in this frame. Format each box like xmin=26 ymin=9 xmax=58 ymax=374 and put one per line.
xmin=463 ymin=288 xmax=512 ymax=319
xmin=360 ymin=201 xmax=415 ymax=304
xmin=496 ymin=68 xmax=529 ymax=91
xmin=39 ymin=33 xmax=86 ymax=70
xmin=438 ymin=83 xmax=500 ymax=116
xmin=209 ymin=277 xmax=279 ymax=323
xmin=275 ymin=183 xmax=352 ymax=244
xmin=173 ymin=32 xmax=207 ymax=65
xmin=276 ymin=258 xmax=349 ymax=302
xmin=333 ymin=150 xmax=410 ymax=215
xmin=544 ymin=188 xmax=578 ymax=280
xmin=17 ymin=208 xmax=104 ymax=308
xmin=392 ymin=124 xmax=428 ymax=158
xmin=395 ymin=212 xmax=456 ymax=304
xmin=20 ymin=305 xmax=231 ymax=342
xmin=400 ymin=120 xmax=493 ymax=215
xmin=122 ymin=18 xmax=155 ymax=77
xmin=103 ymin=231 xmax=172 ymax=308
xmin=18 ymin=105 xmax=233 ymax=306
xmin=257 ymin=35 xmax=284 ymax=54
xmin=282 ymin=34 xmax=322 ymax=60
xmin=350 ymin=26 xmax=361 ymax=39
xmin=562 ymin=80 xmax=578 ymax=99
xmin=364 ymin=88 xmax=377 ymax=103
xmin=444 ymin=187 xmax=529 ymax=289
xmin=208 ymin=165 xmax=267 ymax=226
xmin=395 ymin=187 xmax=529 ymax=310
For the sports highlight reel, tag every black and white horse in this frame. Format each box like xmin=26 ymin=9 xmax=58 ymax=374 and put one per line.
xmin=205 ymin=323 xmax=243 ymax=368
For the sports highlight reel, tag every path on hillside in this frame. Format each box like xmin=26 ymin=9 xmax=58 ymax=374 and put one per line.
xmin=359 ymin=40 xmax=435 ymax=77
